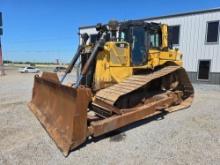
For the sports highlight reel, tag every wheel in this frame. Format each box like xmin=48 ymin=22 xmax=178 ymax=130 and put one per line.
xmin=161 ymin=73 xmax=179 ymax=91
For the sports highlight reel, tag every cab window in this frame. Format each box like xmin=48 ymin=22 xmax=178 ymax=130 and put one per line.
xmin=149 ymin=31 xmax=161 ymax=48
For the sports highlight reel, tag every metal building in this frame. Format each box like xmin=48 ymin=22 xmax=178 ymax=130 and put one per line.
xmin=79 ymin=8 xmax=220 ymax=84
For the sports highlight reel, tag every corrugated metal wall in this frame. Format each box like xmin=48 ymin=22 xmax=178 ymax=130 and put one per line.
xmin=146 ymin=11 xmax=220 ymax=73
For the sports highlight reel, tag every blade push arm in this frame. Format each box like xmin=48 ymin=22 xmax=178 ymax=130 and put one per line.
xmin=60 ymin=33 xmax=89 ymax=83
xmin=74 ymin=31 xmax=107 ymax=87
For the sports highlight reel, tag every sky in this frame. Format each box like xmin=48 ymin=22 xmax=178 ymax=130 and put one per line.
xmin=1 ymin=0 xmax=220 ymax=63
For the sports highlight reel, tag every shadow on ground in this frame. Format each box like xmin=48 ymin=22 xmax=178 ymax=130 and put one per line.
xmin=69 ymin=111 xmax=168 ymax=156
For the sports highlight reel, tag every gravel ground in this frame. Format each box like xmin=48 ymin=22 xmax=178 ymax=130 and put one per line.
xmin=0 ymin=68 xmax=220 ymax=165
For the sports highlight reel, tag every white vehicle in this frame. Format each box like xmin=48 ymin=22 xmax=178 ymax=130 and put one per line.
xmin=18 ymin=66 xmax=40 ymax=73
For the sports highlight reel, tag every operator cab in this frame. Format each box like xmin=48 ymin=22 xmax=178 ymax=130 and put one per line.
xmin=88 ymin=20 xmax=164 ymax=66
xmin=109 ymin=21 xmax=162 ymax=66
xmin=115 ymin=21 xmax=163 ymax=66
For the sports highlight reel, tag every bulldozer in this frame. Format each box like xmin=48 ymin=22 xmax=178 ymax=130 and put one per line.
xmin=28 ymin=20 xmax=194 ymax=156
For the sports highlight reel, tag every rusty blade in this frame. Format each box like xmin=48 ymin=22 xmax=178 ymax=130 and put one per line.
xmin=28 ymin=73 xmax=91 ymax=156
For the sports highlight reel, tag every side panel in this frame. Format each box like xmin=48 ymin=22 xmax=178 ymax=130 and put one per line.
xmin=109 ymin=67 xmax=133 ymax=83
xmin=109 ymin=42 xmax=130 ymax=67
xmin=94 ymin=42 xmax=132 ymax=90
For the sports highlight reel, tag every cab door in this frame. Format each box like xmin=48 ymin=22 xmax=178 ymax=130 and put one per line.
xmin=131 ymin=26 xmax=147 ymax=66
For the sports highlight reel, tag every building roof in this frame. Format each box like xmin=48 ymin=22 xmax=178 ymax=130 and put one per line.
xmin=79 ymin=7 xmax=220 ymax=30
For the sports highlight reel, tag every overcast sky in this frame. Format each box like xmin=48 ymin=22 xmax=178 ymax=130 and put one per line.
xmin=1 ymin=0 xmax=220 ymax=62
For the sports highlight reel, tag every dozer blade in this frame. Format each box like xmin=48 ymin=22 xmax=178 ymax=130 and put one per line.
xmin=28 ymin=72 xmax=91 ymax=156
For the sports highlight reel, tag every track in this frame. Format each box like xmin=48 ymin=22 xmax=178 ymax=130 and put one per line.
xmin=94 ymin=65 xmax=194 ymax=110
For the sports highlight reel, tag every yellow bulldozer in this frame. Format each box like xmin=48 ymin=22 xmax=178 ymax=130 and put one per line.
xmin=28 ymin=20 xmax=194 ymax=156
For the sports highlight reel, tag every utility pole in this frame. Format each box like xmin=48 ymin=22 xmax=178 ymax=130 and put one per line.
xmin=0 ymin=12 xmax=5 ymax=76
